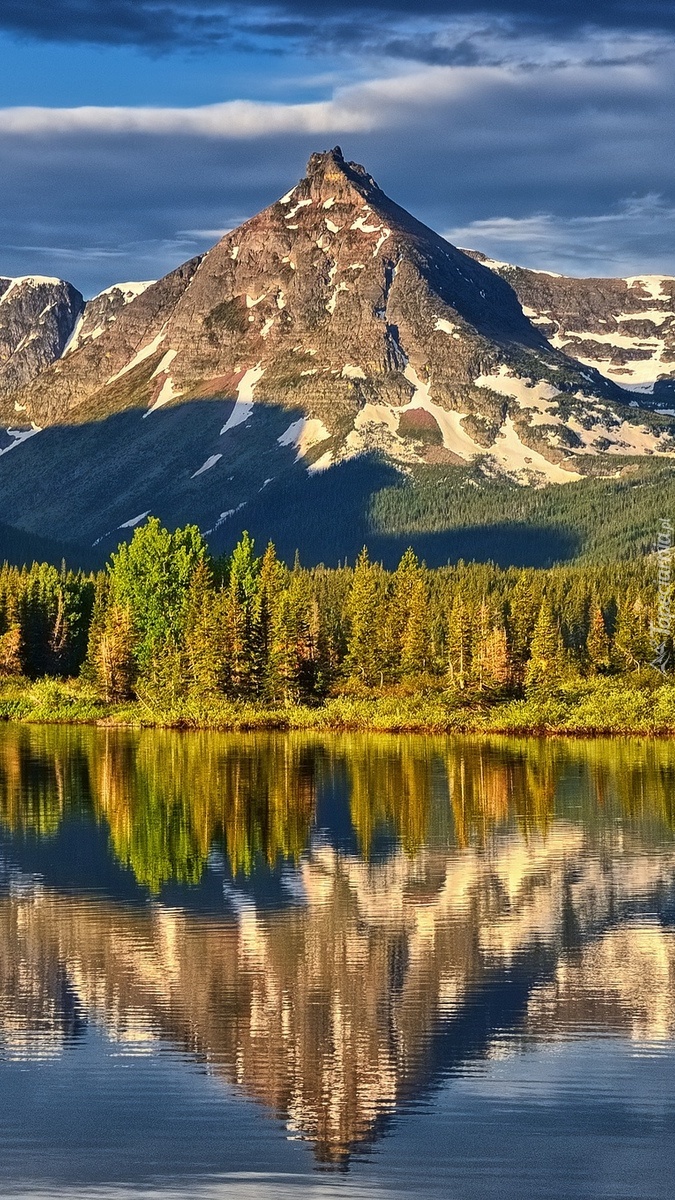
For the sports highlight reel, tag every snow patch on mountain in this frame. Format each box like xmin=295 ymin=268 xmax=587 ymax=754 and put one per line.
xmin=434 ymin=318 xmax=460 ymax=338
xmin=98 ymin=281 xmax=154 ymax=302
xmin=146 ymin=374 xmax=181 ymax=416
xmin=191 ymin=453 xmax=222 ymax=478
xmin=491 ymin=418 xmax=581 ymax=483
xmin=0 ymin=276 xmax=63 ymax=302
xmin=474 ymin=367 xmax=560 ymax=408
xmin=118 ymin=510 xmax=150 ymax=529
xmin=625 ymin=276 xmax=672 ymax=301
xmin=107 ymin=328 xmax=167 ymax=384
xmin=151 ymin=349 xmax=178 ymax=378
xmin=220 ymin=364 xmax=264 ymax=434
xmin=0 ymin=426 xmax=40 ymax=456
xmin=278 ymin=417 xmax=331 ymax=461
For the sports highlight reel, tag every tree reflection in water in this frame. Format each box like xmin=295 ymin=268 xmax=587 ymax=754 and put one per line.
xmin=1 ymin=726 xmax=675 ymax=1164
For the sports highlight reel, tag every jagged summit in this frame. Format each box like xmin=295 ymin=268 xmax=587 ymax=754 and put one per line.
xmin=303 ymin=146 xmax=382 ymax=203
xmin=3 ymin=147 xmax=675 ymax=552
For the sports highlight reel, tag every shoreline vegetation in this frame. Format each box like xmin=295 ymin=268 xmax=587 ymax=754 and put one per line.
xmin=1 ymin=518 xmax=674 ymax=737
xmin=4 ymin=675 xmax=675 ymax=735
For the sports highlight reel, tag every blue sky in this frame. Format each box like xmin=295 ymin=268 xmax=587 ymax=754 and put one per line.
xmin=2 ymin=1 xmax=675 ymax=294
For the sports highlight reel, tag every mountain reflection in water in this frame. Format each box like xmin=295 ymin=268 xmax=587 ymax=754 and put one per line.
xmin=1 ymin=726 xmax=675 ymax=1175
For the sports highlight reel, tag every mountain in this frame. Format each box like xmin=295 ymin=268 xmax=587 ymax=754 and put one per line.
xmin=0 ymin=276 xmax=153 ymax=443
xmin=1 ymin=146 xmax=675 ymax=567
xmin=465 ymin=250 xmax=675 ymax=400
xmin=0 ymin=275 xmax=82 ymax=426
xmin=62 ymin=280 xmax=155 ymax=359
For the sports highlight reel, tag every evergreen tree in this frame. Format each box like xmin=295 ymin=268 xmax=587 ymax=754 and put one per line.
xmin=401 ymin=569 xmax=429 ymax=679
xmin=508 ymin=572 xmax=543 ymax=684
xmin=89 ymin=603 xmax=137 ymax=702
xmin=183 ymin=560 xmax=226 ymax=698
xmin=344 ymin=548 xmax=385 ymax=686
xmin=250 ymin=542 xmax=284 ymax=700
xmin=446 ymin=594 xmax=472 ymax=690
xmin=586 ymin=596 xmax=611 ymax=674
xmin=381 ymin=549 xmax=423 ymax=681
xmin=613 ymin=592 xmax=654 ymax=672
xmin=221 ymin=531 xmax=262 ymax=697
xmin=525 ymin=598 xmax=565 ymax=692
xmin=473 ymin=600 xmax=511 ymax=691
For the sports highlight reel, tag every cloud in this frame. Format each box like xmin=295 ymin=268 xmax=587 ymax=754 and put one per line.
xmin=0 ymin=98 xmax=376 ymax=138
xmin=3 ymin=1 xmax=675 ymax=54
xmin=0 ymin=55 xmax=674 ymax=291
xmin=1 ymin=54 xmax=671 ymax=143
xmin=445 ymin=195 xmax=675 ymax=276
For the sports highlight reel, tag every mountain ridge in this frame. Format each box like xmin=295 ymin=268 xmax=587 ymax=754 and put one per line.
xmin=2 ymin=146 xmax=675 ymax=566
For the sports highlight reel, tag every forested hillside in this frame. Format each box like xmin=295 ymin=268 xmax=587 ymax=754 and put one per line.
xmin=370 ymin=459 xmax=675 ymax=563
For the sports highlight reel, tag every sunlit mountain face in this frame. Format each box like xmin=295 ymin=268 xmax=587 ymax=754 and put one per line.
xmin=2 ymin=726 xmax=675 ymax=1186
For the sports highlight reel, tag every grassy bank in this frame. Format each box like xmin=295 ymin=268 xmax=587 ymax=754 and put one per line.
xmin=3 ymin=675 xmax=675 ymax=736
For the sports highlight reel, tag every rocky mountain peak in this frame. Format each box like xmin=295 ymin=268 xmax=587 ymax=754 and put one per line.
xmin=6 ymin=143 xmax=675 ymax=548
xmin=303 ymin=146 xmax=381 ymax=207
xmin=0 ymin=275 xmax=83 ymax=421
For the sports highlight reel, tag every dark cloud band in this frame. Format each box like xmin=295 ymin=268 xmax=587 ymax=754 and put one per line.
xmin=1 ymin=0 xmax=675 ymax=51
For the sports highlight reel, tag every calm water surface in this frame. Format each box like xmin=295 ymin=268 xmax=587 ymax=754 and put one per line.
xmin=1 ymin=725 xmax=675 ymax=1199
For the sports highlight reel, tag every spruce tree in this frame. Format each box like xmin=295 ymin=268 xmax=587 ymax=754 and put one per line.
xmin=401 ymin=570 xmax=429 ymax=679
xmin=613 ymin=592 xmax=654 ymax=673
xmin=183 ymin=560 xmax=225 ymax=699
xmin=344 ymin=548 xmax=384 ymax=686
xmin=446 ymin=594 xmax=472 ymax=690
xmin=525 ymin=598 xmax=565 ymax=693
xmin=586 ymin=597 xmax=611 ymax=674
xmin=90 ymin=603 xmax=137 ymax=702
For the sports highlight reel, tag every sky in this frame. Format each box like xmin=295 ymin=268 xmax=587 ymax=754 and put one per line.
xmin=2 ymin=1 xmax=675 ymax=294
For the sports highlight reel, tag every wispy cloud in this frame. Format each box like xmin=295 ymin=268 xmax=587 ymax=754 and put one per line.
xmin=0 ymin=97 xmax=376 ymax=137
xmin=446 ymin=195 xmax=675 ymax=276
xmin=0 ymin=54 xmax=674 ymax=290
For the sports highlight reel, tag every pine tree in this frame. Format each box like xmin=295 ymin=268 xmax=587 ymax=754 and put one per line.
xmin=250 ymin=542 xmax=284 ymax=700
xmin=221 ymin=531 xmax=262 ymax=697
xmin=473 ymin=600 xmax=511 ymax=691
xmin=344 ymin=548 xmax=385 ymax=686
xmin=380 ymin=549 xmax=422 ymax=681
xmin=613 ymin=592 xmax=654 ymax=673
xmin=446 ymin=594 xmax=472 ymax=690
xmin=586 ymin=596 xmax=611 ymax=674
xmin=183 ymin=560 xmax=225 ymax=698
xmin=525 ymin=597 xmax=565 ymax=693
xmin=90 ymin=603 xmax=137 ymax=702
xmin=401 ymin=569 xmax=429 ymax=679
xmin=508 ymin=571 xmax=542 ymax=684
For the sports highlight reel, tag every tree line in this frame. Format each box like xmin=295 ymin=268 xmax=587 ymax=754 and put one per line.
xmin=0 ymin=518 xmax=668 ymax=704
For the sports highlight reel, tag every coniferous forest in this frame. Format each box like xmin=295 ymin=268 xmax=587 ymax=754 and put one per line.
xmin=0 ymin=517 xmax=674 ymax=734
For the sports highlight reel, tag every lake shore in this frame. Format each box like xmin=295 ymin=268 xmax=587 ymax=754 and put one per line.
xmin=2 ymin=675 xmax=675 ymax=736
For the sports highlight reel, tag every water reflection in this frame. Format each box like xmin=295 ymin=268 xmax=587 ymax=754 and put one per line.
xmin=1 ymin=727 xmax=675 ymax=1166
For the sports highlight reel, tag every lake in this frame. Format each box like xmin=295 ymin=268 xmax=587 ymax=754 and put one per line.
xmin=1 ymin=724 xmax=675 ymax=1199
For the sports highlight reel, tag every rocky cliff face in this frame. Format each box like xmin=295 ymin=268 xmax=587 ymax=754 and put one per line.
xmin=0 ymin=275 xmax=153 ymax=458
xmin=466 ymin=251 xmax=675 ymax=401
xmin=0 ymin=276 xmax=83 ymax=423
xmin=62 ymin=280 xmax=155 ymax=359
